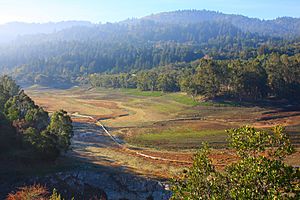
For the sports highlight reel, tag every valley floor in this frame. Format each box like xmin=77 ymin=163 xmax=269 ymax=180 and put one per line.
xmin=24 ymin=86 xmax=300 ymax=178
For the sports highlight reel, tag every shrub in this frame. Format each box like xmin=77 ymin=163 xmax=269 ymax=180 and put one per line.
xmin=7 ymin=184 xmax=49 ymax=200
xmin=172 ymin=126 xmax=300 ymax=199
xmin=7 ymin=185 xmax=64 ymax=200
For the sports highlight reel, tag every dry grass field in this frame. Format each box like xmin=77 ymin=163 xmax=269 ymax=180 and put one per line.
xmin=26 ymin=86 xmax=300 ymax=177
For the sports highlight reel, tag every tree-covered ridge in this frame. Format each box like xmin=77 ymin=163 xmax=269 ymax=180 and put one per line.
xmin=0 ymin=10 xmax=299 ymax=86
xmin=144 ymin=10 xmax=300 ymax=38
xmin=0 ymin=75 xmax=73 ymax=160
xmin=89 ymin=53 xmax=300 ymax=102
xmin=0 ymin=21 xmax=269 ymax=74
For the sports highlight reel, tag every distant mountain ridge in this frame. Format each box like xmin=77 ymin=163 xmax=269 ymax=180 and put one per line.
xmin=0 ymin=21 xmax=94 ymax=43
xmin=142 ymin=10 xmax=300 ymax=38
xmin=0 ymin=9 xmax=299 ymax=86
xmin=0 ymin=9 xmax=300 ymax=43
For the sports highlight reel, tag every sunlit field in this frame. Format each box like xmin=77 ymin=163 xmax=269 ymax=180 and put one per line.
xmin=24 ymin=86 xmax=300 ymax=178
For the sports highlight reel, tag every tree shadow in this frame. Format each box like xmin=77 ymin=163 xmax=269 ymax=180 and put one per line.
xmin=0 ymin=121 xmax=171 ymax=200
xmin=211 ymin=96 xmax=300 ymax=110
xmin=256 ymin=112 xmax=300 ymax=122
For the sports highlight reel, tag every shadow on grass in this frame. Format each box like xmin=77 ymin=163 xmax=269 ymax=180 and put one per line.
xmin=210 ymin=96 xmax=300 ymax=109
xmin=0 ymin=151 xmax=170 ymax=199
xmin=0 ymin=121 xmax=171 ymax=199
xmin=257 ymin=113 xmax=300 ymax=121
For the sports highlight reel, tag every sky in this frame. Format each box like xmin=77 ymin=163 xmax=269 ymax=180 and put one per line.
xmin=0 ymin=0 xmax=299 ymax=24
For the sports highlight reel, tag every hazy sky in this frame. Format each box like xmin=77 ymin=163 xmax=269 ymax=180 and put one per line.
xmin=0 ymin=0 xmax=299 ymax=24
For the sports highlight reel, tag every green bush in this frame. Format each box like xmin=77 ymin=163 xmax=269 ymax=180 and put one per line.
xmin=172 ymin=126 xmax=300 ymax=199
xmin=0 ymin=76 xmax=73 ymax=161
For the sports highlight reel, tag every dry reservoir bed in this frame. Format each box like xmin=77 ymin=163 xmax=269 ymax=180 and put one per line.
xmin=26 ymin=86 xmax=300 ymax=177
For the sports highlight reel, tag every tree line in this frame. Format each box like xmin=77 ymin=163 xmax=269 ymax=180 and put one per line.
xmin=0 ymin=75 xmax=73 ymax=160
xmin=0 ymin=19 xmax=299 ymax=87
xmin=89 ymin=53 xmax=300 ymax=102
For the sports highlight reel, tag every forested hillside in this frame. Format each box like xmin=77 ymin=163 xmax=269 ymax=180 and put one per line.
xmin=0 ymin=10 xmax=299 ymax=95
xmin=144 ymin=10 xmax=300 ymax=38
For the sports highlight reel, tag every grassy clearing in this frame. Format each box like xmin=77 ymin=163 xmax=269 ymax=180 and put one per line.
xmin=163 ymin=93 xmax=200 ymax=106
xmin=28 ymin=86 xmax=251 ymax=127
xmin=26 ymin=86 xmax=300 ymax=149
xmin=197 ymin=101 xmax=241 ymax=107
xmin=127 ymin=128 xmax=227 ymax=150
xmin=119 ymin=88 xmax=163 ymax=97
xmin=23 ymin=86 xmax=300 ymax=178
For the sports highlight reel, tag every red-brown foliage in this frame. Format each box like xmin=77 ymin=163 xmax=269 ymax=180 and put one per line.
xmin=7 ymin=184 xmax=49 ymax=200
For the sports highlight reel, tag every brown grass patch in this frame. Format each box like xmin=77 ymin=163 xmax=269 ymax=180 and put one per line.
xmin=77 ymin=99 xmax=120 ymax=109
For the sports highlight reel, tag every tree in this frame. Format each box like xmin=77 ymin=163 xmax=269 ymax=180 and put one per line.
xmin=47 ymin=110 xmax=73 ymax=152
xmin=25 ymin=107 xmax=49 ymax=131
xmin=4 ymin=91 xmax=37 ymax=121
xmin=172 ymin=126 xmax=299 ymax=199
xmin=172 ymin=144 xmax=228 ymax=200
xmin=193 ymin=60 xmax=221 ymax=98
xmin=1 ymin=77 xmax=73 ymax=160
xmin=0 ymin=75 xmax=20 ymax=111
xmin=0 ymin=75 xmax=20 ymax=97
xmin=0 ymin=111 xmax=17 ymax=152
xmin=266 ymin=53 xmax=300 ymax=101
xmin=23 ymin=110 xmax=73 ymax=160
xmin=137 ymin=71 xmax=158 ymax=91
xmin=157 ymin=73 xmax=179 ymax=92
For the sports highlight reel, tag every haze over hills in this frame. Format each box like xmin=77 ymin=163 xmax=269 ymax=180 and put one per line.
xmin=0 ymin=21 xmax=93 ymax=43
xmin=1 ymin=9 xmax=300 ymax=42
xmin=0 ymin=10 xmax=299 ymax=87
xmin=143 ymin=10 xmax=300 ymax=38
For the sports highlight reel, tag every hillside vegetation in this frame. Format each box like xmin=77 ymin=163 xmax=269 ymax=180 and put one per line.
xmin=0 ymin=75 xmax=73 ymax=161
xmin=0 ymin=10 xmax=299 ymax=90
xmin=90 ymin=53 xmax=300 ymax=102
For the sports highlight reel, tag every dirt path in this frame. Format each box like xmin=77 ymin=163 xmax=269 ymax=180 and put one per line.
xmin=71 ymin=113 xmax=193 ymax=165
xmin=71 ymin=112 xmax=300 ymax=170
